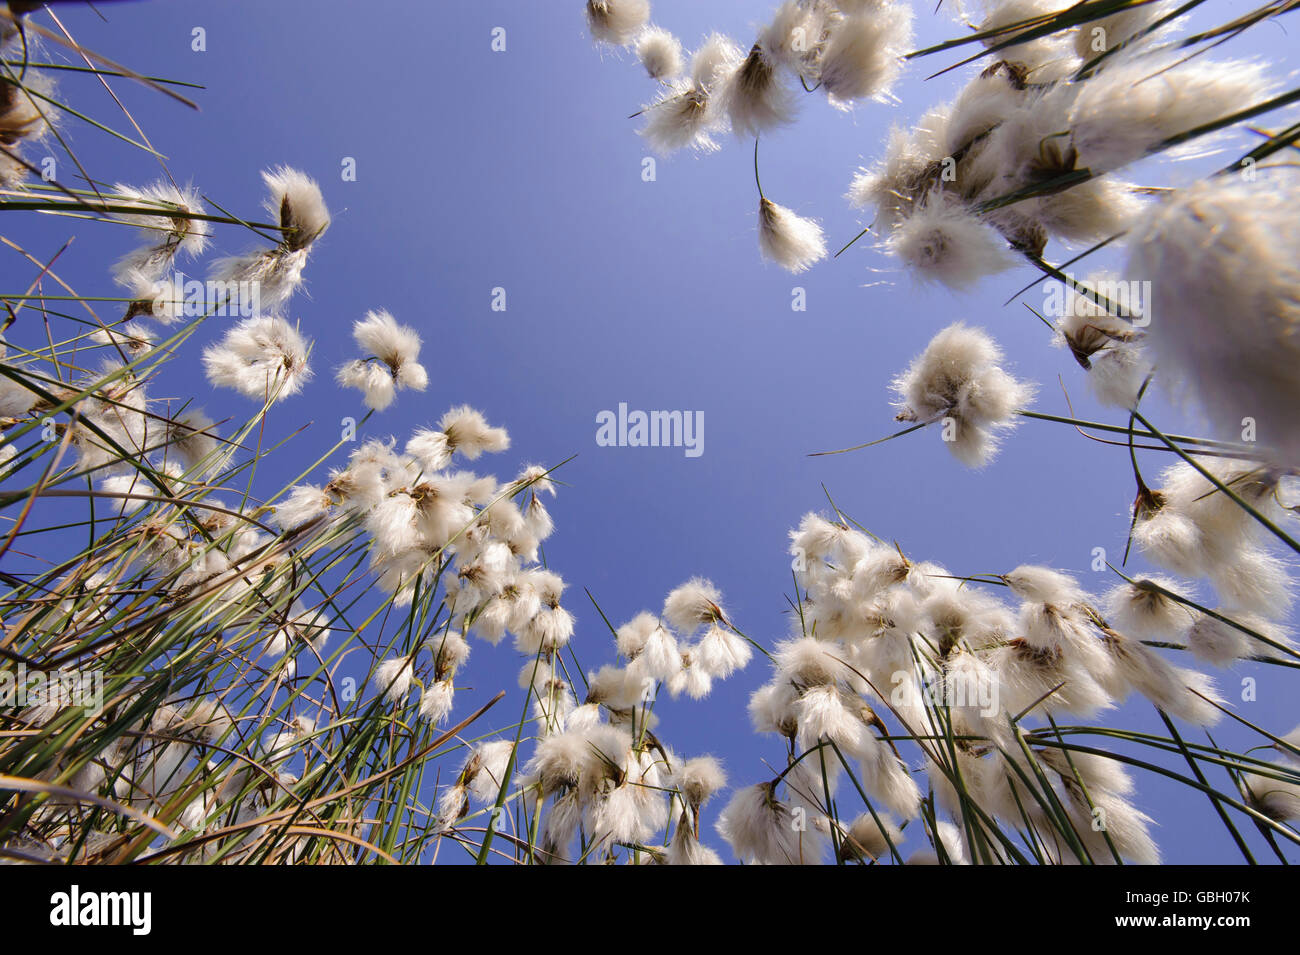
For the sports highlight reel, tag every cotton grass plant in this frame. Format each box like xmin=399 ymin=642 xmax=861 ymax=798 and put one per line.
xmin=588 ymin=0 xmax=1300 ymax=864
xmin=0 ymin=7 xmax=772 ymax=867
xmin=1 ymin=0 xmax=1299 ymax=867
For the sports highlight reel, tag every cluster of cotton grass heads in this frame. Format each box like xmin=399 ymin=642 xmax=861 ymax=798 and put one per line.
xmin=0 ymin=18 xmax=456 ymax=863
xmin=0 ymin=0 xmax=1297 ymax=869
xmin=590 ymin=0 xmax=1300 ymax=864
xmin=590 ymin=0 xmax=918 ymax=274
xmin=0 ymin=9 xmax=738 ymax=867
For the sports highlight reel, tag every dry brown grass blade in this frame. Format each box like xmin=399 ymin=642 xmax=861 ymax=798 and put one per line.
xmin=262 ymin=825 xmax=401 ymax=865
xmin=0 ymin=772 xmax=179 ymax=839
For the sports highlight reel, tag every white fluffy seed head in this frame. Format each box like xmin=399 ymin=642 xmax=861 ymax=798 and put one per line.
xmin=715 ymin=781 xmax=828 ymax=864
xmin=202 ymin=315 xmax=313 ymax=400
xmin=429 ymin=630 xmax=471 ymax=678
xmin=691 ymin=32 xmax=745 ymax=90
xmin=585 ymin=0 xmax=650 ymax=46
xmin=1069 ymin=54 xmax=1274 ymax=173
xmin=207 ymin=246 xmax=308 ymax=313
xmin=842 ymin=812 xmax=903 ymax=861
xmin=887 ymin=192 xmax=1014 ymax=288
xmin=663 ymin=577 xmax=727 ymax=633
xmin=338 ymin=310 xmax=425 ymax=410
xmin=166 ymin=408 xmax=220 ymax=476
xmin=748 ymin=681 xmax=799 ymax=738
xmin=892 ymin=322 xmax=1033 ymax=466
xmin=666 ymin=650 xmax=713 ymax=700
xmin=262 ymin=166 xmax=330 ymax=251
xmin=438 ymin=405 xmax=510 ymax=460
xmin=1209 ymin=546 xmax=1293 ymax=619
xmin=1104 ymin=577 xmax=1196 ymax=642
xmin=615 ymin=611 xmax=659 ymax=659
xmin=777 ymin=637 xmax=840 ymax=687
xmin=1128 ymin=173 xmax=1300 ymax=468
xmin=759 ymin=1 xmax=830 ymax=74
xmin=788 ymin=512 xmax=857 ymax=569
xmin=417 ymin=680 xmax=455 ymax=724
xmin=0 ymin=68 xmax=55 ymax=145
xmin=1053 ymin=271 xmax=1152 ymax=407
xmin=694 ymin=624 xmax=753 ymax=679
xmin=640 ymin=81 xmax=720 ymax=156
xmin=847 ymin=108 xmax=950 ymax=233
xmin=723 ymin=44 xmax=797 ymax=137
xmin=1186 ymin=610 xmax=1294 ymax=667
xmin=112 ymin=180 xmax=210 ymax=283
xmin=1245 ymin=769 xmax=1300 ymax=823
xmin=337 ymin=359 xmax=395 ymax=411
xmin=373 ymin=655 xmax=415 ymax=705
xmin=1002 ymin=565 xmax=1084 ymax=606
xmin=975 ymin=0 xmax=1080 ymax=82
xmin=819 ymin=5 xmax=913 ymax=107
xmin=637 ymin=35 xmax=741 ymax=156
xmin=405 ymin=428 xmax=451 ymax=473
xmin=1072 ymin=2 xmax=1178 ymax=61
xmin=353 ymin=309 xmax=421 ymax=369
xmin=275 ymin=483 xmax=333 ymax=530
xmin=794 ymin=683 xmax=870 ymax=755
xmin=585 ymin=663 xmax=641 ymax=710
xmin=1107 ymin=635 xmax=1224 ymax=726
xmin=679 ymin=755 xmax=727 ymax=808
xmin=944 ymin=67 xmax=1027 ymax=157
xmin=758 ymin=198 xmax=827 ymax=274
xmin=636 ymin=26 xmax=683 ymax=79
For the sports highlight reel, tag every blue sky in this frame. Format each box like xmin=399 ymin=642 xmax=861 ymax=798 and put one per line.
xmin=16 ymin=0 xmax=1296 ymax=863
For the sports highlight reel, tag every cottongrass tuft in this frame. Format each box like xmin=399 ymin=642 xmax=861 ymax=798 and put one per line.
xmin=585 ymin=0 xmax=650 ymax=46
xmin=892 ymin=322 xmax=1034 ymax=466
xmin=1128 ymin=172 xmax=1300 ymax=468
xmin=758 ymin=197 xmax=827 ymax=274
xmin=202 ymin=314 xmax=313 ymax=400
xmin=636 ymin=26 xmax=683 ymax=80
